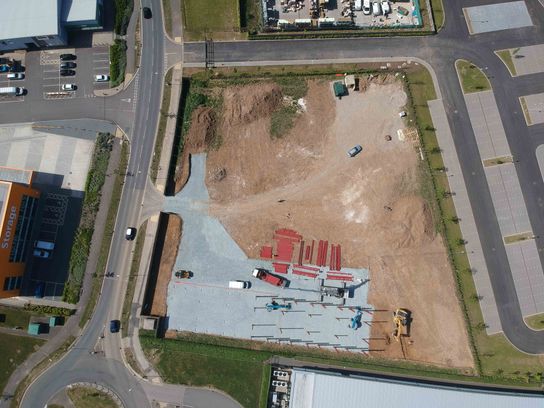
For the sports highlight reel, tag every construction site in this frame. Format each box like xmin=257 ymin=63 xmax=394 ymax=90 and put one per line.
xmin=151 ymin=72 xmax=474 ymax=370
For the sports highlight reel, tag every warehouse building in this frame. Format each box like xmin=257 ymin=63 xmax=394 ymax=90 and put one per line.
xmin=288 ymin=368 xmax=544 ymax=408
xmin=0 ymin=168 xmax=40 ymax=298
xmin=0 ymin=0 xmax=103 ymax=52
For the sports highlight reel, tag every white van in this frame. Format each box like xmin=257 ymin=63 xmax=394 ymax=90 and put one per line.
xmin=229 ymin=280 xmax=249 ymax=289
xmin=363 ymin=0 xmax=371 ymax=14
xmin=372 ymin=1 xmax=382 ymax=16
xmin=354 ymin=0 xmax=362 ymax=11
xmin=35 ymin=241 xmax=55 ymax=250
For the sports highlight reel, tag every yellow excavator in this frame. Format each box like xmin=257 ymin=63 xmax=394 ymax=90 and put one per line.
xmin=392 ymin=308 xmax=411 ymax=342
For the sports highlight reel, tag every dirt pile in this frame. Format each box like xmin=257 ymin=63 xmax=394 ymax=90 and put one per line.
xmin=223 ymin=83 xmax=282 ymax=126
xmin=185 ymin=106 xmax=216 ymax=150
xmin=386 ymin=196 xmax=434 ymax=249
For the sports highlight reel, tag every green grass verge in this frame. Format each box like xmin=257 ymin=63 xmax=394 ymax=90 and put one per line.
xmin=66 ymin=386 xmax=117 ymax=408
xmin=258 ymin=364 xmax=272 ymax=408
xmin=110 ymin=39 xmax=127 ymax=88
xmin=151 ymin=68 xmax=173 ymax=184
xmin=63 ymin=133 xmax=114 ymax=304
xmin=404 ymin=68 xmax=544 ymax=383
xmin=503 ymin=232 xmax=534 ymax=245
xmin=524 ymin=314 xmax=544 ymax=331
xmin=0 ymin=332 xmax=44 ymax=392
xmin=80 ymin=140 xmax=129 ymax=328
xmin=455 ymin=60 xmax=491 ymax=94
xmin=0 ymin=306 xmax=42 ymax=328
xmin=162 ymin=0 xmax=173 ymax=38
xmin=181 ymin=0 xmax=240 ymax=40
xmin=10 ymin=336 xmax=75 ymax=408
xmin=141 ymin=332 xmax=266 ymax=408
xmin=240 ymin=0 xmax=262 ymax=35
xmin=495 ymin=50 xmax=517 ymax=77
xmin=519 ymin=97 xmax=532 ymax=126
xmin=121 ymin=221 xmax=147 ymax=337
xmin=429 ymin=0 xmax=444 ymax=30
xmin=114 ymin=0 xmax=134 ymax=35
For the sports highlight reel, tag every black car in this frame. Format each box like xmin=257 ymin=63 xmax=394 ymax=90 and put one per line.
xmin=60 ymin=69 xmax=76 ymax=76
xmin=60 ymin=53 xmax=76 ymax=61
xmin=60 ymin=62 xmax=76 ymax=69
xmin=109 ymin=320 xmax=120 ymax=333
xmin=143 ymin=7 xmax=152 ymax=18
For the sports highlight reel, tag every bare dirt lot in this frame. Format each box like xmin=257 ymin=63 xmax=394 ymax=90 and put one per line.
xmin=179 ymin=76 xmax=474 ymax=369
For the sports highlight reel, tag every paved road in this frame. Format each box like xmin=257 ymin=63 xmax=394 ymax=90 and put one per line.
xmin=183 ymin=0 xmax=544 ymax=354
xmin=12 ymin=0 xmax=544 ymax=406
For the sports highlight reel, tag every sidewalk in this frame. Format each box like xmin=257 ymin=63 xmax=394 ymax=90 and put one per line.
xmin=1 ymin=134 xmax=124 ymax=403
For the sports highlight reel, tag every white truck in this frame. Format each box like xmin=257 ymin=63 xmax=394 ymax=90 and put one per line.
xmin=0 ymin=87 xmax=24 ymax=96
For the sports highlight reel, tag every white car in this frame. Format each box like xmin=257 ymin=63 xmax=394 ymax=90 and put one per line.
xmin=381 ymin=0 xmax=390 ymax=15
xmin=7 ymin=73 xmax=24 ymax=80
xmin=363 ymin=0 xmax=371 ymax=15
xmin=94 ymin=74 xmax=110 ymax=82
xmin=372 ymin=1 xmax=382 ymax=16
xmin=61 ymin=83 xmax=76 ymax=91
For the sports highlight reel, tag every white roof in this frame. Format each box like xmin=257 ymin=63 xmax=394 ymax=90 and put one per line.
xmin=0 ymin=0 xmax=60 ymax=40
xmin=63 ymin=0 xmax=98 ymax=22
xmin=289 ymin=369 xmax=544 ymax=408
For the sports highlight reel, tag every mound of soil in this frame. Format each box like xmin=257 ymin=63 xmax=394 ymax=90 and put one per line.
xmin=223 ymin=82 xmax=282 ymax=126
xmin=388 ymin=196 xmax=434 ymax=248
xmin=184 ymin=106 xmax=216 ymax=151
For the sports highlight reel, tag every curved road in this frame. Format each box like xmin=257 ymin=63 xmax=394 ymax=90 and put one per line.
xmin=16 ymin=0 xmax=544 ymax=407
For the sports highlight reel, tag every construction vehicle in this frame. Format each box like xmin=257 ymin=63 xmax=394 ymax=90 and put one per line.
xmin=252 ymin=268 xmax=287 ymax=287
xmin=266 ymin=301 xmax=292 ymax=312
xmin=350 ymin=307 xmax=363 ymax=330
xmin=175 ymin=270 xmax=191 ymax=279
xmin=392 ymin=308 xmax=411 ymax=341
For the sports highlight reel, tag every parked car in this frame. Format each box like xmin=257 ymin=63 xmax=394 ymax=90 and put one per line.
xmin=109 ymin=320 xmax=120 ymax=333
xmin=7 ymin=73 xmax=24 ymax=80
xmin=125 ymin=227 xmax=137 ymax=240
xmin=61 ymin=83 xmax=77 ymax=91
xmin=143 ymin=7 xmax=152 ymax=18
xmin=347 ymin=145 xmax=362 ymax=157
xmin=381 ymin=0 xmax=390 ymax=15
xmin=372 ymin=1 xmax=382 ymax=16
xmin=60 ymin=62 xmax=76 ymax=69
xmin=175 ymin=270 xmax=192 ymax=279
xmin=34 ymin=282 xmax=45 ymax=298
xmin=229 ymin=280 xmax=249 ymax=289
xmin=60 ymin=53 xmax=76 ymax=61
xmin=363 ymin=0 xmax=371 ymax=14
xmin=0 ymin=65 xmax=9 ymax=72
xmin=94 ymin=74 xmax=110 ymax=82
xmin=60 ymin=69 xmax=76 ymax=77
xmin=33 ymin=249 xmax=50 ymax=258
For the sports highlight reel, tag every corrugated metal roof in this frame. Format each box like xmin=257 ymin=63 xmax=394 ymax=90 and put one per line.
xmin=289 ymin=369 xmax=544 ymax=408
xmin=63 ymin=0 xmax=98 ymax=23
xmin=0 ymin=0 xmax=60 ymax=40
xmin=0 ymin=167 xmax=33 ymax=186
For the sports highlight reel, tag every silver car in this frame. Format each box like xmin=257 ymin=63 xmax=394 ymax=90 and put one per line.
xmin=347 ymin=145 xmax=362 ymax=157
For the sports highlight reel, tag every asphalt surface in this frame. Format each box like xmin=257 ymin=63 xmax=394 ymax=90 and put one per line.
xmin=11 ymin=0 xmax=544 ymax=407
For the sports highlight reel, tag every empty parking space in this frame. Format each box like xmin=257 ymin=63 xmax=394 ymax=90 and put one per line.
xmin=485 ymin=164 xmax=532 ymax=236
xmin=465 ymin=91 xmax=511 ymax=160
xmin=498 ymin=44 xmax=544 ymax=77
xmin=463 ymin=1 xmax=532 ymax=35
xmin=519 ymin=93 xmax=544 ymax=126
xmin=505 ymin=240 xmax=544 ymax=317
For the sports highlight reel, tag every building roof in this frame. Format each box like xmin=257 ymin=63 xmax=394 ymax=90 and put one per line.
xmin=0 ymin=167 xmax=33 ymax=186
xmin=0 ymin=183 xmax=10 ymax=229
xmin=289 ymin=369 xmax=544 ymax=408
xmin=62 ymin=0 xmax=98 ymax=23
xmin=0 ymin=0 xmax=60 ymax=40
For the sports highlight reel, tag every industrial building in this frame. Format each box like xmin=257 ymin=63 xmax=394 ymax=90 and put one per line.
xmin=0 ymin=0 xmax=103 ymax=52
xmin=286 ymin=368 xmax=544 ymax=408
xmin=0 ymin=168 xmax=40 ymax=298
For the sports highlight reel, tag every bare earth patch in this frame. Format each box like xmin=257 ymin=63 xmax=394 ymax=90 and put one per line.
xmin=179 ymin=77 xmax=474 ymax=369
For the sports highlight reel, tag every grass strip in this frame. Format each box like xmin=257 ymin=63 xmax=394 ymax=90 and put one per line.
xmin=80 ymin=140 xmax=129 ymax=328
xmin=10 ymin=335 xmax=76 ymax=408
xmin=495 ymin=50 xmax=517 ymax=77
xmin=258 ymin=364 xmax=272 ymax=408
xmin=482 ymin=156 xmax=513 ymax=167
xmin=429 ymin=0 xmax=444 ymax=30
xmin=162 ymin=0 xmax=173 ymax=38
xmin=63 ymin=133 xmax=114 ymax=303
xmin=121 ymin=221 xmax=147 ymax=337
xmin=110 ymin=39 xmax=127 ymax=88
xmin=0 ymin=332 xmax=44 ymax=392
xmin=524 ymin=314 xmax=544 ymax=331
xmin=66 ymin=386 xmax=117 ymax=408
xmin=519 ymin=97 xmax=532 ymax=126
xmin=181 ymin=0 xmax=240 ymax=40
xmin=0 ymin=306 xmax=44 ymax=329
xmin=114 ymin=0 xmax=134 ymax=35
xmin=150 ymin=68 xmax=173 ymax=183
xmin=455 ymin=59 xmax=491 ymax=94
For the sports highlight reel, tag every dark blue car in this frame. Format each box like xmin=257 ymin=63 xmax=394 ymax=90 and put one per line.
xmin=109 ymin=320 xmax=120 ymax=333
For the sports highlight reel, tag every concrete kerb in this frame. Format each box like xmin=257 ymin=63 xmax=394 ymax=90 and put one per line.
xmin=181 ymin=57 xmax=443 ymax=99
